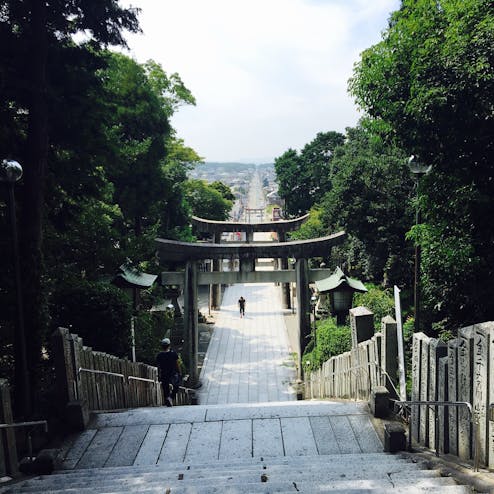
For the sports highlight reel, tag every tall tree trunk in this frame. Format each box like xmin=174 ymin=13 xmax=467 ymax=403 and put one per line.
xmin=17 ymin=0 xmax=49 ymax=417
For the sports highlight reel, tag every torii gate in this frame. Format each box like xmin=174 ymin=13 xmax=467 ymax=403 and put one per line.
xmin=191 ymin=214 xmax=311 ymax=309
xmin=156 ymin=230 xmax=346 ymax=383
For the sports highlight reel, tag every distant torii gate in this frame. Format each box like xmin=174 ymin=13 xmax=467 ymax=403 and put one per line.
xmin=156 ymin=230 xmax=346 ymax=383
xmin=191 ymin=214 xmax=310 ymax=309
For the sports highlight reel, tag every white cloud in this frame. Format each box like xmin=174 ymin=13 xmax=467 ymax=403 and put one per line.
xmin=122 ymin=0 xmax=399 ymax=162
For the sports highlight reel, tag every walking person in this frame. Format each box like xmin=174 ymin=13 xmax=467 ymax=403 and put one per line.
xmin=156 ymin=338 xmax=181 ymax=407
xmin=238 ymin=296 xmax=246 ymax=318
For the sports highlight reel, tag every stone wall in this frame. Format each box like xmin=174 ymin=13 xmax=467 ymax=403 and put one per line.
xmin=412 ymin=323 xmax=494 ymax=468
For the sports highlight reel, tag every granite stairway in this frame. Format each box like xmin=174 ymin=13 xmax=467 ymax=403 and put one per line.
xmin=1 ymin=400 xmax=474 ymax=493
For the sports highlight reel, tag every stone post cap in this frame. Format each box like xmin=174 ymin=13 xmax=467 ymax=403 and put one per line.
xmin=381 ymin=315 xmax=396 ymax=324
xmin=349 ymin=306 xmax=373 ymax=316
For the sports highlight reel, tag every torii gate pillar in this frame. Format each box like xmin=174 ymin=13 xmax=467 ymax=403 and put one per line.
xmin=184 ymin=260 xmax=199 ymax=385
xmin=211 ymin=232 xmax=222 ymax=309
xmin=296 ymin=258 xmax=310 ymax=378
xmin=278 ymin=231 xmax=291 ymax=309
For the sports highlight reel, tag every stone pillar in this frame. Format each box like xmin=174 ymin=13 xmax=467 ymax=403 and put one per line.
xmin=458 ymin=325 xmax=475 ymax=460
xmin=438 ymin=356 xmax=449 ymax=453
xmin=349 ymin=307 xmax=374 ymax=349
xmin=280 ymin=257 xmax=291 ymax=309
xmin=184 ymin=261 xmax=199 ymax=385
xmin=419 ymin=334 xmax=431 ymax=447
xmin=296 ymin=258 xmax=310 ymax=377
xmin=473 ymin=322 xmax=494 ymax=466
xmin=0 ymin=380 xmax=18 ymax=476
xmin=278 ymin=231 xmax=291 ymax=309
xmin=447 ymin=339 xmax=459 ymax=456
xmin=381 ymin=316 xmax=398 ymax=397
xmin=487 ymin=322 xmax=494 ymax=469
xmin=428 ymin=339 xmax=447 ymax=452
xmin=211 ymin=232 xmax=221 ymax=309
xmin=412 ymin=332 xmax=430 ymax=445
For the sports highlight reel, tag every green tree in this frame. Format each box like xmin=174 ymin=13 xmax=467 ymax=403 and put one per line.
xmin=274 ymin=149 xmax=304 ymax=216
xmin=210 ymin=181 xmax=235 ymax=202
xmin=159 ymin=138 xmax=203 ymax=240
xmin=320 ymin=125 xmax=413 ymax=286
xmin=274 ymin=132 xmax=343 ymax=216
xmin=0 ymin=0 xmax=139 ymax=415
xmin=184 ymin=179 xmax=233 ymax=221
xmin=350 ymin=0 xmax=494 ymax=329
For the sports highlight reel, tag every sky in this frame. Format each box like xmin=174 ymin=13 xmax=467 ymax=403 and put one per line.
xmin=122 ymin=0 xmax=400 ymax=163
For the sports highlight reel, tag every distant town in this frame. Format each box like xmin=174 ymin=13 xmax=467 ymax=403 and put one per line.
xmin=189 ymin=162 xmax=282 ymax=222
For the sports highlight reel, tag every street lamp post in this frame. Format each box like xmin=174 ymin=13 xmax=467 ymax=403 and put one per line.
xmin=310 ymin=295 xmax=317 ymax=347
xmin=0 ymin=159 xmax=31 ymax=417
xmin=408 ymin=155 xmax=432 ymax=333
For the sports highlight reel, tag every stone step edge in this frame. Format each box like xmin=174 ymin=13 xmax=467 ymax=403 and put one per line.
xmin=57 ymin=453 xmax=415 ymax=475
xmin=19 ymin=468 xmax=444 ymax=489
xmin=6 ymin=479 xmax=472 ymax=494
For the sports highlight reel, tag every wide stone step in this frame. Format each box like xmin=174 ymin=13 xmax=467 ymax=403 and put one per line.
xmin=2 ymin=478 xmax=472 ymax=494
xmin=90 ymin=400 xmax=369 ymax=428
xmin=14 ymin=465 xmax=444 ymax=492
xmin=5 ymin=453 xmax=467 ymax=494
xmin=55 ymin=452 xmax=414 ymax=477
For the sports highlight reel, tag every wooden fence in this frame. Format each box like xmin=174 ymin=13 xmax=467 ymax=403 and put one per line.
xmin=304 ymin=315 xmax=399 ymax=402
xmin=52 ymin=327 xmax=195 ymax=417
xmin=305 ymin=333 xmax=385 ymax=400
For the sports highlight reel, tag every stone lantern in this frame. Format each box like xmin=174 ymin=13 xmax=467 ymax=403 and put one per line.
xmin=315 ymin=266 xmax=367 ymax=324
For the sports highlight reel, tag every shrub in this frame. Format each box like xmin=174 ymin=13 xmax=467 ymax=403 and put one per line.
xmin=302 ymin=317 xmax=352 ymax=374
xmin=353 ymin=284 xmax=395 ymax=330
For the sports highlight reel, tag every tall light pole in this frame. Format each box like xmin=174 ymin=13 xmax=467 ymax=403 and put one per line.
xmin=310 ymin=295 xmax=318 ymax=347
xmin=0 ymin=159 xmax=31 ymax=417
xmin=408 ymin=155 xmax=432 ymax=333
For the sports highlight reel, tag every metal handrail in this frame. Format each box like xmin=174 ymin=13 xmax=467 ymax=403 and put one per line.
xmin=0 ymin=420 xmax=48 ymax=460
xmin=78 ymin=368 xmax=196 ymax=406
xmin=309 ymin=359 xmax=393 ymax=400
xmin=78 ymin=367 xmax=124 ymax=379
xmin=128 ymin=376 xmax=157 ymax=384
xmin=394 ymin=400 xmax=479 ymax=472
xmin=0 ymin=420 xmax=48 ymax=432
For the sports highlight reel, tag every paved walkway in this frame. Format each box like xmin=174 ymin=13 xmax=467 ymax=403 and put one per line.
xmin=62 ymin=400 xmax=379 ymax=469
xmin=197 ymin=281 xmax=297 ymax=405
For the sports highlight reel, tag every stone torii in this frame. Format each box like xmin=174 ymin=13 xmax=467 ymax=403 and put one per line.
xmin=156 ymin=230 xmax=346 ymax=383
xmin=191 ymin=214 xmax=311 ymax=309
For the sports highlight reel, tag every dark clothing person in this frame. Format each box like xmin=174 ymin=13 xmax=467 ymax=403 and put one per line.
xmin=157 ymin=339 xmax=181 ymax=406
xmin=238 ymin=296 xmax=246 ymax=317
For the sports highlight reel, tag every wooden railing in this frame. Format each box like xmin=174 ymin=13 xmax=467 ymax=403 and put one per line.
xmin=305 ymin=332 xmax=385 ymax=401
xmin=52 ymin=327 xmax=196 ymax=420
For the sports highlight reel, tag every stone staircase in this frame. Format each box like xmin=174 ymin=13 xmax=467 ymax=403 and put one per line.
xmin=1 ymin=400 xmax=474 ymax=493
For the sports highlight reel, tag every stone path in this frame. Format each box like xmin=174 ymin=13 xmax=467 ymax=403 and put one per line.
xmin=197 ymin=281 xmax=297 ymax=405
xmin=59 ymin=400 xmax=380 ymax=469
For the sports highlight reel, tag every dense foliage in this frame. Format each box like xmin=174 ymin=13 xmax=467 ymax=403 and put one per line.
xmin=276 ymin=0 xmax=493 ymax=336
xmin=302 ymin=318 xmax=352 ymax=374
xmin=0 ymin=1 xmax=223 ymax=415
xmin=274 ymin=132 xmax=344 ymax=216
xmin=350 ymin=0 xmax=494 ymax=330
